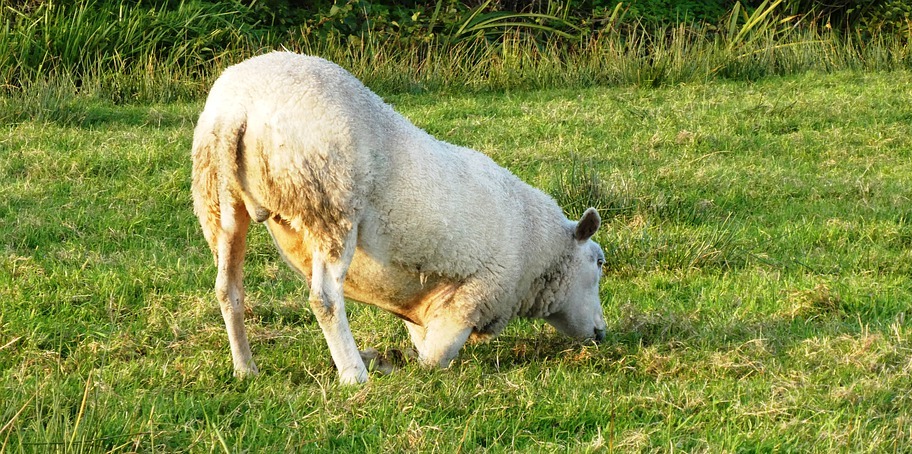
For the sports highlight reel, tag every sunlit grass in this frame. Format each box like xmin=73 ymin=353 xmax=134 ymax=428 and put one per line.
xmin=1 ymin=69 xmax=911 ymax=451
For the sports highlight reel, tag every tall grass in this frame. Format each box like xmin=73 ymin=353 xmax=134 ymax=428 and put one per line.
xmin=0 ymin=0 xmax=909 ymax=106
xmin=0 ymin=0 xmax=265 ymax=103
xmin=0 ymin=0 xmax=261 ymax=79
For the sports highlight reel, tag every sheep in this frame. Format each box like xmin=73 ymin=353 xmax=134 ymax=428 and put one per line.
xmin=191 ymin=52 xmax=607 ymax=384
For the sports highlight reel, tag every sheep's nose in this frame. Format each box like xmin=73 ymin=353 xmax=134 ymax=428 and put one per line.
xmin=594 ymin=328 xmax=606 ymax=342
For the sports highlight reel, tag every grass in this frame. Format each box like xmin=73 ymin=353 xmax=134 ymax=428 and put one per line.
xmin=1 ymin=69 xmax=912 ymax=451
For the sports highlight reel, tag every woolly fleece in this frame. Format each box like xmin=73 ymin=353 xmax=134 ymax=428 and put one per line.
xmin=192 ymin=52 xmax=606 ymax=381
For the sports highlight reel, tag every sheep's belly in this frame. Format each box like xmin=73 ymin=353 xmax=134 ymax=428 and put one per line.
xmin=266 ymin=216 xmax=456 ymax=327
xmin=343 ymin=256 xmax=459 ymax=327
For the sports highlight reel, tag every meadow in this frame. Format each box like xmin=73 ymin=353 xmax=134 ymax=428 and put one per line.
xmin=0 ymin=63 xmax=910 ymax=452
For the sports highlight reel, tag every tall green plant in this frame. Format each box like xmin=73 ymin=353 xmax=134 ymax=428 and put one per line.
xmin=1 ymin=0 xmax=910 ymax=102
xmin=725 ymin=0 xmax=792 ymax=52
xmin=0 ymin=0 xmax=257 ymax=88
xmin=443 ymin=0 xmax=583 ymax=43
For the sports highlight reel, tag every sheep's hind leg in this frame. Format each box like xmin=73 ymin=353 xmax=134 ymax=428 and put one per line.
xmin=310 ymin=229 xmax=368 ymax=385
xmin=214 ymin=200 xmax=258 ymax=378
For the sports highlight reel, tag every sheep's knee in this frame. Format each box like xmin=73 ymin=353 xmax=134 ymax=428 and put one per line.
xmin=308 ymin=292 xmax=337 ymax=321
xmin=404 ymin=320 xmax=427 ymax=353
xmin=419 ymin=320 xmax=472 ymax=369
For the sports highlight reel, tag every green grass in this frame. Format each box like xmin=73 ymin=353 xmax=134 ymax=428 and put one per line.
xmin=2 ymin=70 xmax=912 ymax=452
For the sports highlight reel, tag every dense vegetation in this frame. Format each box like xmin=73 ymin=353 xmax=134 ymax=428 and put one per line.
xmin=1 ymin=0 xmax=910 ymax=103
xmin=245 ymin=0 xmax=912 ymax=35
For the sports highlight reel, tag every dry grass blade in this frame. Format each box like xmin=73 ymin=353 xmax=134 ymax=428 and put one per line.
xmin=0 ymin=395 xmax=33 ymax=440
xmin=68 ymin=373 xmax=94 ymax=450
xmin=0 ymin=337 xmax=22 ymax=352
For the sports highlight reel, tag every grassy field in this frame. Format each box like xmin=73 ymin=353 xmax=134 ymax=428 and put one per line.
xmin=1 ymin=69 xmax=911 ymax=452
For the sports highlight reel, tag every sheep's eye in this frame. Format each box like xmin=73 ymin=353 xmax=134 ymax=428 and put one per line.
xmin=597 ymin=259 xmax=605 ymax=268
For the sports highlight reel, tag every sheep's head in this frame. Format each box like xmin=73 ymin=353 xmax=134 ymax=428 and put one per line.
xmin=544 ymin=208 xmax=607 ymax=342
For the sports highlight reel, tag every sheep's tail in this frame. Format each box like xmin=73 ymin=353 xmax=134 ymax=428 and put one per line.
xmin=191 ymin=109 xmax=248 ymax=260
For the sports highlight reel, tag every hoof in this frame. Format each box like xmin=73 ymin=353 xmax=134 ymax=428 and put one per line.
xmin=234 ymin=363 xmax=259 ymax=379
xmin=360 ymin=348 xmax=395 ymax=375
xmin=338 ymin=366 xmax=369 ymax=385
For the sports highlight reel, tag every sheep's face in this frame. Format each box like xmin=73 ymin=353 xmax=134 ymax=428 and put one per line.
xmin=545 ymin=208 xmax=607 ymax=342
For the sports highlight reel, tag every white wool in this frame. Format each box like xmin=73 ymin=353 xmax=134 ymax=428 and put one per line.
xmin=193 ymin=52 xmax=606 ymax=380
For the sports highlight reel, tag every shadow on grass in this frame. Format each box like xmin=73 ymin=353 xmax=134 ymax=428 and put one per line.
xmin=1 ymin=97 xmax=193 ymax=129
xmin=456 ymin=296 xmax=905 ymax=378
xmin=61 ymin=104 xmax=192 ymax=129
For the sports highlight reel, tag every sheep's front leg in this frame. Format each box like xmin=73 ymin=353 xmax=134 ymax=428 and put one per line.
xmin=310 ymin=232 xmax=367 ymax=385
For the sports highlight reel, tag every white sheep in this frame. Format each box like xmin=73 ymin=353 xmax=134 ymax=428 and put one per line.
xmin=192 ymin=52 xmax=607 ymax=384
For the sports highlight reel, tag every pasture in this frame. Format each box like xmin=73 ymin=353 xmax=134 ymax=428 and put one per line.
xmin=1 ymin=69 xmax=911 ymax=452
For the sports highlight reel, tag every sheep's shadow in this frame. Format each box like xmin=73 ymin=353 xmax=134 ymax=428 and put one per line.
xmin=438 ymin=302 xmax=903 ymax=376
xmin=252 ymin=294 xmax=902 ymax=380
xmin=20 ymin=103 xmax=192 ymax=129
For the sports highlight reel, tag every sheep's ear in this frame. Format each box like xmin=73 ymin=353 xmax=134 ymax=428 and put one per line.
xmin=574 ymin=207 xmax=600 ymax=242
